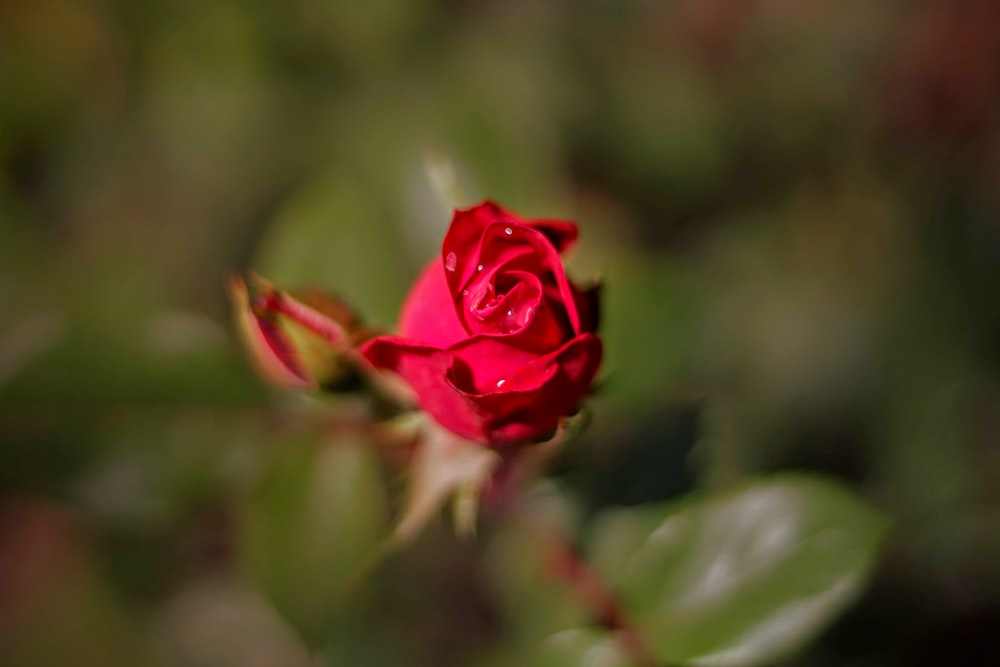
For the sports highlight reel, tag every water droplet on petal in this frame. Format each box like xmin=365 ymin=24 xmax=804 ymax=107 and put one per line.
xmin=461 ymin=289 xmax=469 ymax=297
xmin=496 ymin=378 xmax=506 ymax=388
xmin=476 ymin=264 xmax=484 ymax=272
xmin=498 ymin=308 xmax=519 ymax=334
xmin=504 ymin=226 xmax=513 ymax=236
xmin=445 ymin=252 xmax=457 ymax=272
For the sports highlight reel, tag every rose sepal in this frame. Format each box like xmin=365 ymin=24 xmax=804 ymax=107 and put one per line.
xmin=391 ymin=413 xmax=500 ymax=544
xmin=385 ymin=410 xmax=594 ymax=545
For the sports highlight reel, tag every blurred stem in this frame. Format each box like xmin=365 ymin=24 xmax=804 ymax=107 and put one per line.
xmin=511 ymin=504 xmax=661 ymax=667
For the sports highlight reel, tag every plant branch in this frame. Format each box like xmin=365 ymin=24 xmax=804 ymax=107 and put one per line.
xmin=513 ymin=506 xmax=661 ymax=667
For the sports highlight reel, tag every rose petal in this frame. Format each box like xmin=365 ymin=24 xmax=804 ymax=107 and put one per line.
xmin=442 ymin=201 xmax=579 ymax=300
xmin=528 ymin=219 xmax=578 ymax=254
xmin=572 ymin=281 xmax=602 ymax=334
xmin=360 ymin=336 xmax=489 ymax=442
xmin=481 ymin=261 xmax=579 ymax=347
xmin=454 ymin=201 xmax=579 ymax=254
xmin=509 ymin=224 xmax=583 ymax=334
xmin=466 ymin=275 xmax=539 ymax=333
xmin=360 ymin=333 xmax=602 ymax=447
xmin=441 ymin=203 xmax=501 ymax=291
xmin=465 ymin=270 xmax=565 ymax=341
xmin=447 ymin=218 xmax=583 ymax=335
xmin=447 ymin=335 xmax=545 ymax=394
xmin=399 ymin=258 xmax=470 ymax=347
xmin=465 ymin=333 xmax=603 ymax=445
xmin=458 ymin=238 xmax=545 ymax=335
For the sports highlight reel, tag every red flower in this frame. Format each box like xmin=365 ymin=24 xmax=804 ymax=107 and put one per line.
xmin=361 ymin=201 xmax=602 ymax=446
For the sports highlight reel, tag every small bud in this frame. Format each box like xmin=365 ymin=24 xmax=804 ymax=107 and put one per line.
xmin=229 ymin=273 xmax=374 ymax=391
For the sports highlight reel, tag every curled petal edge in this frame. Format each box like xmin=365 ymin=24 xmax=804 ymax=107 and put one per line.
xmin=359 ymin=333 xmax=602 ymax=446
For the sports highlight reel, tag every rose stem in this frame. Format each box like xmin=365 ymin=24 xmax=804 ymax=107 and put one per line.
xmin=509 ymin=504 xmax=661 ymax=667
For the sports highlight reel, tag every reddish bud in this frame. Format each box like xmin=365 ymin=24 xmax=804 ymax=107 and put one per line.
xmin=229 ymin=273 xmax=374 ymax=391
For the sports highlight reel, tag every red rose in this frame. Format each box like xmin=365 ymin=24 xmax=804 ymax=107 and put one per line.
xmin=361 ymin=201 xmax=602 ymax=446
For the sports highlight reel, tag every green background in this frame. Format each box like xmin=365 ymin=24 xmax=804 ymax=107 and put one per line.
xmin=2 ymin=0 xmax=999 ymax=665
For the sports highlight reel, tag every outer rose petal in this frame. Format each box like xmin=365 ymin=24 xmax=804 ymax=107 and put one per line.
xmin=360 ymin=336 xmax=488 ymax=443
xmin=462 ymin=332 xmax=602 ymax=445
xmin=529 ymin=218 xmax=578 ymax=254
xmin=360 ymin=333 xmax=602 ymax=446
xmin=398 ymin=258 xmax=470 ymax=348
xmin=443 ymin=201 xmax=578 ymax=290
xmin=455 ymin=201 xmax=579 ymax=254
xmin=572 ymin=281 xmax=601 ymax=334
xmin=447 ymin=335 xmax=545 ymax=394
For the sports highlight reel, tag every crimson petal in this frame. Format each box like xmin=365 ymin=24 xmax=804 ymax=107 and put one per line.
xmin=399 ymin=258 xmax=471 ymax=347
xmin=360 ymin=336 xmax=488 ymax=443
xmin=360 ymin=333 xmax=602 ymax=447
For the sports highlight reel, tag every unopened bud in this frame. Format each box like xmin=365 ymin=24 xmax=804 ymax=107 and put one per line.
xmin=229 ymin=273 xmax=375 ymax=391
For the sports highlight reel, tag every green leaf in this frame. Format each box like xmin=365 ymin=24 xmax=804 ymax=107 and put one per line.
xmin=533 ymin=628 xmax=632 ymax=667
xmin=254 ymin=168 xmax=409 ymax=328
xmin=240 ymin=434 xmax=389 ymax=644
xmin=586 ymin=474 xmax=889 ymax=666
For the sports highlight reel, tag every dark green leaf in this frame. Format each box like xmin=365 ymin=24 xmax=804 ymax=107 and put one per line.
xmin=587 ymin=475 xmax=889 ymax=666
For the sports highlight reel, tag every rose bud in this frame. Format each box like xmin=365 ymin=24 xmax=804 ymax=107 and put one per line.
xmin=361 ymin=201 xmax=602 ymax=447
xmin=230 ymin=273 xmax=374 ymax=391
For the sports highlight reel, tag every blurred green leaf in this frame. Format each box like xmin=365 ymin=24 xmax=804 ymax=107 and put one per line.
xmin=605 ymin=61 xmax=726 ymax=204
xmin=254 ymin=168 xmax=409 ymax=328
xmin=533 ymin=628 xmax=631 ymax=667
xmin=240 ymin=434 xmax=389 ymax=644
xmin=601 ymin=254 xmax=699 ymax=414
xmin=587 ymin=475 xmax=889 ymax=666
xmin=0 ymin=310 xmax=264 ymax=404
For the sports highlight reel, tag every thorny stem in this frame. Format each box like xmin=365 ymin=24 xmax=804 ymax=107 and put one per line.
xmin=512 ymin=506 xmax=661 ymax=667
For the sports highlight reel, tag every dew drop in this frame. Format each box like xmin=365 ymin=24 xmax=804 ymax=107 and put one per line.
xmin=496 ymin=378 xmax=506 ymax=388
xmin=497 ymin=309 xmax=513 ymax=333
xmin=445 ymin=252 xmax=457 ymax=272
xmin=504 ymin=226 xmax=513 ymax=236
xmin=461 ymin=289 xmax=469 ymax=297
xmin=476 ymin=264 xmax=484 ymax=272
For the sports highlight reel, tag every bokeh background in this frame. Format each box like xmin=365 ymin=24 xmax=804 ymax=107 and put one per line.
xmin=2 ymin=0 xmax=1000 ymax=665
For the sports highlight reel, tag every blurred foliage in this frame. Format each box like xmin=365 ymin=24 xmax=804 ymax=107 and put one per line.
xmin=2 ymin=0 xmax=1000 ymax=665
xmin=241 ymin=433 xmax=389 ymax=644
xmin=587 ymin=475 xmax=888 ymax=665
